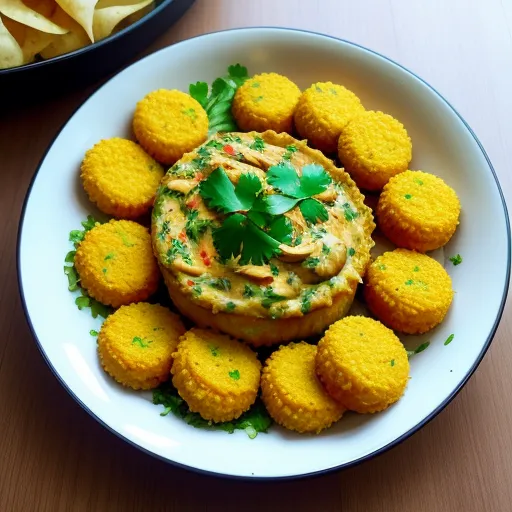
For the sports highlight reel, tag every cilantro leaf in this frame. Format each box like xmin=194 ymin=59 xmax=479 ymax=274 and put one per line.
xmin=267 ymin=216 xmax=293 ymax=244
xmin=189 ymin=81 xmax=208 ymax=108
xmin=449 ymin=254 xmax=463 ymax=266
xmin=300 ymin=164 xmax=332 ymax=196
xmin=299 ymin=198 xmax=329 ymax=224
xmin=185 ymin=210 xmax=212 ymax=243
xmin=189 ymin=64 xmax=249 ymax=135
xmin=200 ymin=168 xmax=262 ymax=213
xmin=213 ymin=214 xmax=282 ymax=265
xmin=267 ymin=162 xmax=301 ymax=196
xmin=259 ymin=195 xmax=300 ymax=215
xmin=261 ymin=287 xmax=286 ymax=309
xmin=407 ymin=341 xmax=430 ymax=358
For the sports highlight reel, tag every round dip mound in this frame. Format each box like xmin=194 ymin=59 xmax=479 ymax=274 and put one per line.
xmin=151 ymin=130 xmax=375 ymax=345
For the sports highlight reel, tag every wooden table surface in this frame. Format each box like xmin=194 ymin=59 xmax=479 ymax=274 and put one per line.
xmin=2 ymin=0 xmax=512 ymax=510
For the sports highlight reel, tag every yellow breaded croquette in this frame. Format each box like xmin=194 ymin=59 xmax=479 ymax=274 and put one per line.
xmin=261 ymin=342 xmax=345 ymax=434
xmin=294 ymin=81 xmax=365 ymax=153
xmin=98 ymin=302 xmax=186 ymax=390
xmin=81 ymin=138 xmax=164 ymax=219
xmin=316 ymin=316 xmax=409 ymax=413
xmin=232 ymin=73 xmax=301 ymax=133
xmin=74 ymin=220 xmax=160 ymax=308
xmin=171 ymin=328 xmax=261 ymax=423
xmin=364 ymin=249 xmax=454 ymax=334
xmin=377 ymin=170 xmax=461 ymax=252
xmin=133 ymin=89 xmax=208 ymax=165
xmin=337 ymin=110 xmax=412 ymax=191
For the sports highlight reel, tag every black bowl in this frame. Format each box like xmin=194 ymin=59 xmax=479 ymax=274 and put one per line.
xmin=0 ymin=0 xmax=195 ymax=102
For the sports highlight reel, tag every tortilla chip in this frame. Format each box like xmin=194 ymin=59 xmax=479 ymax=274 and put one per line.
xmin=55 ymin=0 xmax=98 ymax=42
xmin=93 ymin=0 xmax=150 ymax=40
xmin=24 ymin=0 xmax=58 ymax=19
xmin=22 ymin=26 xmax=55 ymax=61
xmin=0 ymin=0 xmax=68 ymax=34
xmin=2 ymin=14 xmax=26 ymax=43
xmin=0 ymin=16 xmax=23 ymax=68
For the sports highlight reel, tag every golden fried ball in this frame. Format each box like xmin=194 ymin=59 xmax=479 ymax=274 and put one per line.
xmin=133 ymin=89 xmax=208 ymax=165
xmin=337 ymin=110 xmax=412 ymax=191
xmin=98 ymin=302 xmax=186 ymax=390
xmin=364 ymin=249 xmax=454 ymax=334
xmin=261 ymin=342 xmax=345 ymax=434
xmin=81 ymin=138 xmax=164 ymax=219
xmin=232 ymin=73 xmax=301 ymax=133
xmin=74 ymin=220 xmax=160 ymax=308
xmin=294 ymin=82 xmax=365 ymax=153
xmin=377 ymin=170 xmax=461 ymax=252
xmin=316 ymin=316 xmax=409 ymax=413
xmin=171 ymin=328 xmax=261 ymax=423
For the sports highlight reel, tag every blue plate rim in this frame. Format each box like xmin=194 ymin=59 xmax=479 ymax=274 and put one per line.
xmin=16 ymin=26 xmax=511 ymax=482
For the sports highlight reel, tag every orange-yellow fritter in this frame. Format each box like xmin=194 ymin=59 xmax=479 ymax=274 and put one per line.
xmin=81 ymin=138 xmax=164 ymax=219
xmin=74 ymin=219 xmax=160 ymax=308
xmin=364 ymin=249 xmax=454 ymax=334
xmin=316 ymin=316 xmax=409 ymax=413
xmin=171 ymin=328 xmax=261 ymax=423
xmin=377 ymin=170 xmax=461 ymax=252
xmin=261 ymin=342 xmax=345 ymax=434
xmin=232 ymin=72 xmax=301 ymax=133
xmin=337 ymin=110 xmax=412 ymax=191
xmin=98 ymin=302 xmax=186 ymax=390
xmin=294 ymin=81 xmax=365 ymax=153
xmin=133 ymin=89 xmax=208 ymax=165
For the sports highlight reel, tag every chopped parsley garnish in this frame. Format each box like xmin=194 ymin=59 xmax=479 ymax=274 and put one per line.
xmin=208 ymin=277 xmax=231 ymax=291
xmin=348 ymin=247 xmax=356 ymax=257
xmin=210 ymin=346 xmax=220 ymax=356
xmin=413 ymin=266 xmax=420 ymax=272
xmin=153 ymin=381 xmax=272 ymax=439
xmin=282 ymin=144 xmax=298 ymax=160
xmin=243 ymin=284 xmax=259 ymax=298
xmin=404 ymin=194 xmax=412 ymax=200
xmin=261 ymin=287 xmax=286 ymax=309
xmin=342 ymin=203 xmax=359 ymax=222
xmin=185 ymin=210 xmax=212 ymax=243
xmin=189 ymin=64 xmax=249 ymax=134
xmin=226 ymin=301 xmax=236 ymax=312
xmin=205 ymin=139 xmax=224 ymax=150
xmin=390 ymin=359 xmax=395 ymax=367
xmin=117 ymin=229 xmax=135 ymax=247
xmin=444 ymin=334 xmax=455 ymax=346
xmin=250 ymin=136 xmax=265 ymax=152
xmin=379 ymin=264 xmax=386 ymax=270
xmin=132 ymin=336 xmax=152 ymax=348
xmin=322 ymin=244 xmax=331 ymax=255
xmin=270 ymin=263 xmax=279 ymax=276
xmin=407 ymin=341 xmax=430 ymax=358
xmin=169 ymin=164 xmax=196 ymax=179
xmin=166 ymin=239 xmax=193 ymax=266
xmin=449 ymin=254 xmax=463 ymax=266
xmin=301 ymin=288 xmax=316 ymax=314
xmin=192 ymin=285 xmax=202 ymax=296
xmin=90 ymin=330 xmax=99 ymax=337
xmin=104 ymin=253 xmax=115 ymax=261
xmin=286 ymin=272 xmax=297 ymax=285
xmin=229 ymin=369 xmax=240 ymax=380
xmin=303 ymin=257 xmax=320 ymax=269
xmin=405 ymin=279 xmax=414 ymax=286
xmin=157 ymin=220 xmax=170 ymax=242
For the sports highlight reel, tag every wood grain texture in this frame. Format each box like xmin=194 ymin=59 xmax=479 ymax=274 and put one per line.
xmin=1 ymin=0 xmax=511 ymax=510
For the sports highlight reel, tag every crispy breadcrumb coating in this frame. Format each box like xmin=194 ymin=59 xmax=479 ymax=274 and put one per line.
xmin=337 ymin=110 xmax=412 ymax=191
xmin=232 ymin=72 xmax=301 ymax=133
xmin=98 ymin=302 xmax=185 ymax=390
xmin=81 ymin=138 xmax=164 ymax=219
xmin=171 ymin=328 xmax=261 ymax=422
xmin=74 ymin=219 xmax=160 ymax=307
xmin=261 ymin=342 xmax=345 ymax=433
xmin=377 ymin=170 xmax=461 ymax=251
xmin=133 ymin=89 xmax=208 ymax=165
xmin=364 ymin=249 xmax=454 ymax=334
xmin=316 ymin=316 xmax=409 ymax=413
xmin=294 ymin=82 xmax=365 ymax=153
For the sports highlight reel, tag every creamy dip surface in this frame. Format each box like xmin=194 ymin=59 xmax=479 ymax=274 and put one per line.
xmin=152 ymin=131 xmax=374 ymax=320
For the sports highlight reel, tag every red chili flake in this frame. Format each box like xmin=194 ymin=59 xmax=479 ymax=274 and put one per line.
xmin=200 ymin=250 xmax=211 ymax=266
xmin=187 ymin=280 xmax=194 ymax=286
xmin=178 ymin=231 xmax=187 ymax=242
xmin=186 ymin=198 xmax=199 ymax=209
xmin=223 ymin=145 xmax=235 ymax=156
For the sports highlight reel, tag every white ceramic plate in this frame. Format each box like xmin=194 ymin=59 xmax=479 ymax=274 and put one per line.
xmin=18 ymin=28 xmax=510 ymax=480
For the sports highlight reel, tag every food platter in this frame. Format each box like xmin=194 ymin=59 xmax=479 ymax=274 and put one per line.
xmin=17 ymin=28 xmax=510 ymax=479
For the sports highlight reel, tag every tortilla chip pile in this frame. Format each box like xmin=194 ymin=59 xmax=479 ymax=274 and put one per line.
xmin=0 ymin=0 xmax=155 ymax=69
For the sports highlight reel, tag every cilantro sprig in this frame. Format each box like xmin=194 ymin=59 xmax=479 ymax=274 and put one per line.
xmin=153 ymin=381 xmax=272 ymax=439
xmin=265 ymin=162 xmax=331 ymax=223
xmin=63 ymin=216 xmax=112 ymax=319
xmin=199 ymin=168 xmax=293 ymax=265
xmin=190 ymin=64 xmax=249 ymax=135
